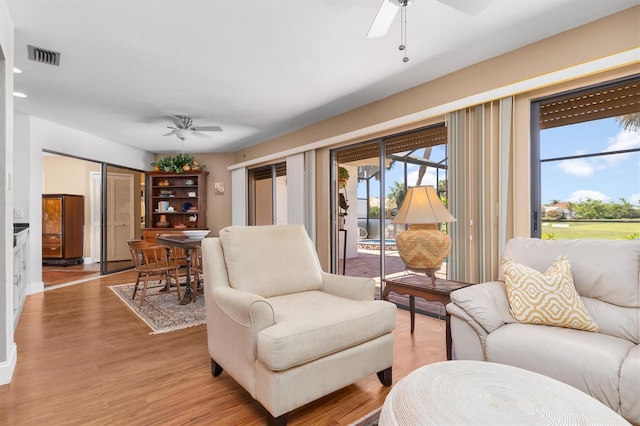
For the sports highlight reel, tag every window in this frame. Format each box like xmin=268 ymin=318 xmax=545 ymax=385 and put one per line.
xmin=531 ymin=75 xmax=640 ymax=240
xmin=248 ymin=163 xmax=287 ymax=226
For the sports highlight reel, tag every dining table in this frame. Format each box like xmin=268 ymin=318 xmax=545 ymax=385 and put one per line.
xmin=156 ymin=234 xmax=202 ymax=305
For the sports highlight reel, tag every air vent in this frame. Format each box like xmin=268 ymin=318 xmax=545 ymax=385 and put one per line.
xmin=27 ymin=45 xmax=60 ymax=66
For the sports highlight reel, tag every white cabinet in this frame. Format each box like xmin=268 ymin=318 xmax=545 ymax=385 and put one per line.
xmin=13 ymin=228 xmax=29 ymax=328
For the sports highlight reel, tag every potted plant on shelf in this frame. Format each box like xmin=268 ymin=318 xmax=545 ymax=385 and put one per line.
xmin=152 ymin=154 xmax=202 ymax=173
xmin=338 ymin=166 xmax=349 ymax=189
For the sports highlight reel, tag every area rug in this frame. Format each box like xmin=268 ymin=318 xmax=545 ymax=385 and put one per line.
xmin=43 ymin=269 xmax=98 ymax=286
xmin=109 ymin=280 xmax=206 ymax=334
xmin=350 ymin=407 xmax=381 ymax=426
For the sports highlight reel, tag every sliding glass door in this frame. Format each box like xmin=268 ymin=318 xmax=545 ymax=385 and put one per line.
xmin=330 ymin=125 xmax=449 ymax=290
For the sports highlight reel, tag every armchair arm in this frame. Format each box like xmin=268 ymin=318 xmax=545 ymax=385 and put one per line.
xmin=320 ymin=272 xmax=376 ymax=301
xmin=213 ymin=286 xmax=275 ymax=332
xmin=446 ymin=281 xmax=515 ymax=335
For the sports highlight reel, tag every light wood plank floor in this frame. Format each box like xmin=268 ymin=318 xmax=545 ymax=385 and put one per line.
xmin=0 ymin=270 xmax=447 ymax=425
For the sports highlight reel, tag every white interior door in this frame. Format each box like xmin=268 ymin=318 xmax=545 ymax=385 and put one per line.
xmin=107 ymin=173 xmax=134 ymax=261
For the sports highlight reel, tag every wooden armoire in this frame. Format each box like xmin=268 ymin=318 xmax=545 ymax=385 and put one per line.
xmin=42 ymin=194 xmax=85 ymax=265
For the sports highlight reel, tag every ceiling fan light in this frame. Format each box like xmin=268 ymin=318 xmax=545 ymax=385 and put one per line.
xmin=175 ymin=128 xmax=192 ymax=140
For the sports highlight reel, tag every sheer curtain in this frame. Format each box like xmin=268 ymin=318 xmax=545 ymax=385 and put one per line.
xmin=447 ymin=97 xmax=515 ymax=283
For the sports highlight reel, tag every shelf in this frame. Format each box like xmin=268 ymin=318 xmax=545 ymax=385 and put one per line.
xmin=153 ymin=211 xmax=199 ymax=215
xmin=146 ymin=170 xmax=208 ymax=230
xmin=152 ymin=196 xmax=199 ymax=199
xmin=153 ymin=186 xmax=199 ymax=189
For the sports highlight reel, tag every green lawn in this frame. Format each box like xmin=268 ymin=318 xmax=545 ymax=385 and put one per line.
xmin=541 ymin=221 xmax=640 ymax=240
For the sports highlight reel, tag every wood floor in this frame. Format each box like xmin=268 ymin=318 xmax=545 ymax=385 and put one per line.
xmin=1 ymin=270 xmax=447 ymax=425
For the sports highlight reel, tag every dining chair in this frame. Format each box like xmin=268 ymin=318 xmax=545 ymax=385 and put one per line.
xmin=190 ymin=246 xmax=203 ymax=300
xmin=127 ymin=239 xmax=182 ymax=305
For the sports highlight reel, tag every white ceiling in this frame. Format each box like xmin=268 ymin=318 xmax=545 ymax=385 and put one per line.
xmin=7 ymin=0 xmax=638 ymax=154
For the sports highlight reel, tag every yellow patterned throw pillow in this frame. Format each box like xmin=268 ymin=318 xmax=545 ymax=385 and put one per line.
xmin=502 ymin=255 xmax=599 ymax=332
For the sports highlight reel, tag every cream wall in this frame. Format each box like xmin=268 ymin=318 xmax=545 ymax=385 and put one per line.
xmin=12 ymin=114 xmax=29 ymax=223
xmin=229 ymin=6 xmax=640 ymax=270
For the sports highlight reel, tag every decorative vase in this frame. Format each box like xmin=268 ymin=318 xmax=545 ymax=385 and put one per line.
xmin=396 ymin=223 xmax=451 ymax=271
xmin=156 ymin=214 xmax=170 ymax=228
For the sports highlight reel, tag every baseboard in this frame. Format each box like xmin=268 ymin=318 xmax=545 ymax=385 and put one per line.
xmin=84 ymin=257 xmax=94 ymax=264
xmin=0 ymin=342 xmax=17 ymax=385
xmin=29 ymin=280 xmax=44 ymax=295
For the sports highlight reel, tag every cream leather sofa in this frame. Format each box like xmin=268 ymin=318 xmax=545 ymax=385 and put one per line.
xmin=201 ymin=225 xmax=397 ymax=426
xmin=446 ymin=238 xmax=640 ymax=425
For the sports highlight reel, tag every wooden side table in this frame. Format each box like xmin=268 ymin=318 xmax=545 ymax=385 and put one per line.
xmin=382 ymin=274 xmax=471 ymax=360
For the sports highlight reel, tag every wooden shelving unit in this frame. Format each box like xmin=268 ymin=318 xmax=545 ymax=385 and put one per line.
xmin=143 ymin=171 xmax=208 ymax=242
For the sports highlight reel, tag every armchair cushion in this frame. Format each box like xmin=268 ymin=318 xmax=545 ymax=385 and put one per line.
xmin=220 ymin=225 xmax=323 ymax=298
xmin=503 ymin=255 xmax=599 ymax=332
xmin=258 ymin=291 xmax=396 ymax=371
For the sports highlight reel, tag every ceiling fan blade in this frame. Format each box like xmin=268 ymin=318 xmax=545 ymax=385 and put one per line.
xmin=162 ymin=130 xmax=176 ymax=136
xmin=168 ymin=115 xmax=185 ymax=128
xmin=192 ymin=131 xmax=213 ymax=139
xmin=367 ymin=0 xmax=399 ymax=38
xmin=192 ymin=125 xmax=223 ymax=132
xmin=437 ymin=0 xmax=491 ymax=16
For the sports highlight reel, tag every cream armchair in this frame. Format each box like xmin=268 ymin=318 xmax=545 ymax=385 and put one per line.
xmin=201 ymin=225 xmax=397 ymax=426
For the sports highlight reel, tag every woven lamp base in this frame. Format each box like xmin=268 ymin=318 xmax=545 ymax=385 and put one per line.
xmin=396 ymin=223 xmax=451 ymax=271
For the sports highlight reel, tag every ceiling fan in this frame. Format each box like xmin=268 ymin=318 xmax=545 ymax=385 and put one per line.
xmin=162 ymin=115 xmax=223 ymax=141
xmin=367 ymin=0 xmax=491 ymax=38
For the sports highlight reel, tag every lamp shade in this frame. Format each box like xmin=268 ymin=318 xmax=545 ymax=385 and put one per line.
xmin=391 ymin=186 xmax=456 ymax=225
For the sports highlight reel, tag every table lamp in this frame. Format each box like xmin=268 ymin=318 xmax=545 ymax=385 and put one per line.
xmin=391 ymin=185 xmax=456 ymax=283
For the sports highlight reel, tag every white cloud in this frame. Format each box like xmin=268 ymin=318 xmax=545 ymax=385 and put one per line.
xmin=566 ymin=190 xmax=611 ymax=203
xmin=605 ymin=129 xmax=640 ymax=152
xmin=629 ymin=193 xmax=640 ymax=206
xmin=557 ymin=158 xmax=594 ymax=177
xmin=406 ymin=168 xmax=437 ymax=186
xmin=602 ymin=129 xmax=640 ymax=166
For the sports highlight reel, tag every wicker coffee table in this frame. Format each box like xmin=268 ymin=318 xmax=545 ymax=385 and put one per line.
xmin=379 ymin=361 xmax=629 ymax=425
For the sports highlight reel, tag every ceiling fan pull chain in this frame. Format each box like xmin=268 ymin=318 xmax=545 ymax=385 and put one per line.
xmin=399 ymin=2 xmax=409 ymax=62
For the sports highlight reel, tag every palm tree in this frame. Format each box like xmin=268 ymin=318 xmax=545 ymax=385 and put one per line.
xmin=615 ymin=113 xmax=640 ymax=132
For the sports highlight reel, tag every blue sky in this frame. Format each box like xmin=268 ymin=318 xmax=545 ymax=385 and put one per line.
xmin=357 ymin=117 xmax=640 ymax=207
xmin=541 ymin=117 xmax=640 ymax=206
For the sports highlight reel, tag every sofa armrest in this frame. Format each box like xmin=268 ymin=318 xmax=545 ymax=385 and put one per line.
xmin=213 ymin=286 xmax=275 ymax=332
xmin=320 ymin=272 xmax=375 ymax=301
xmin=447 ymin=281 xmax=515 ymax=335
